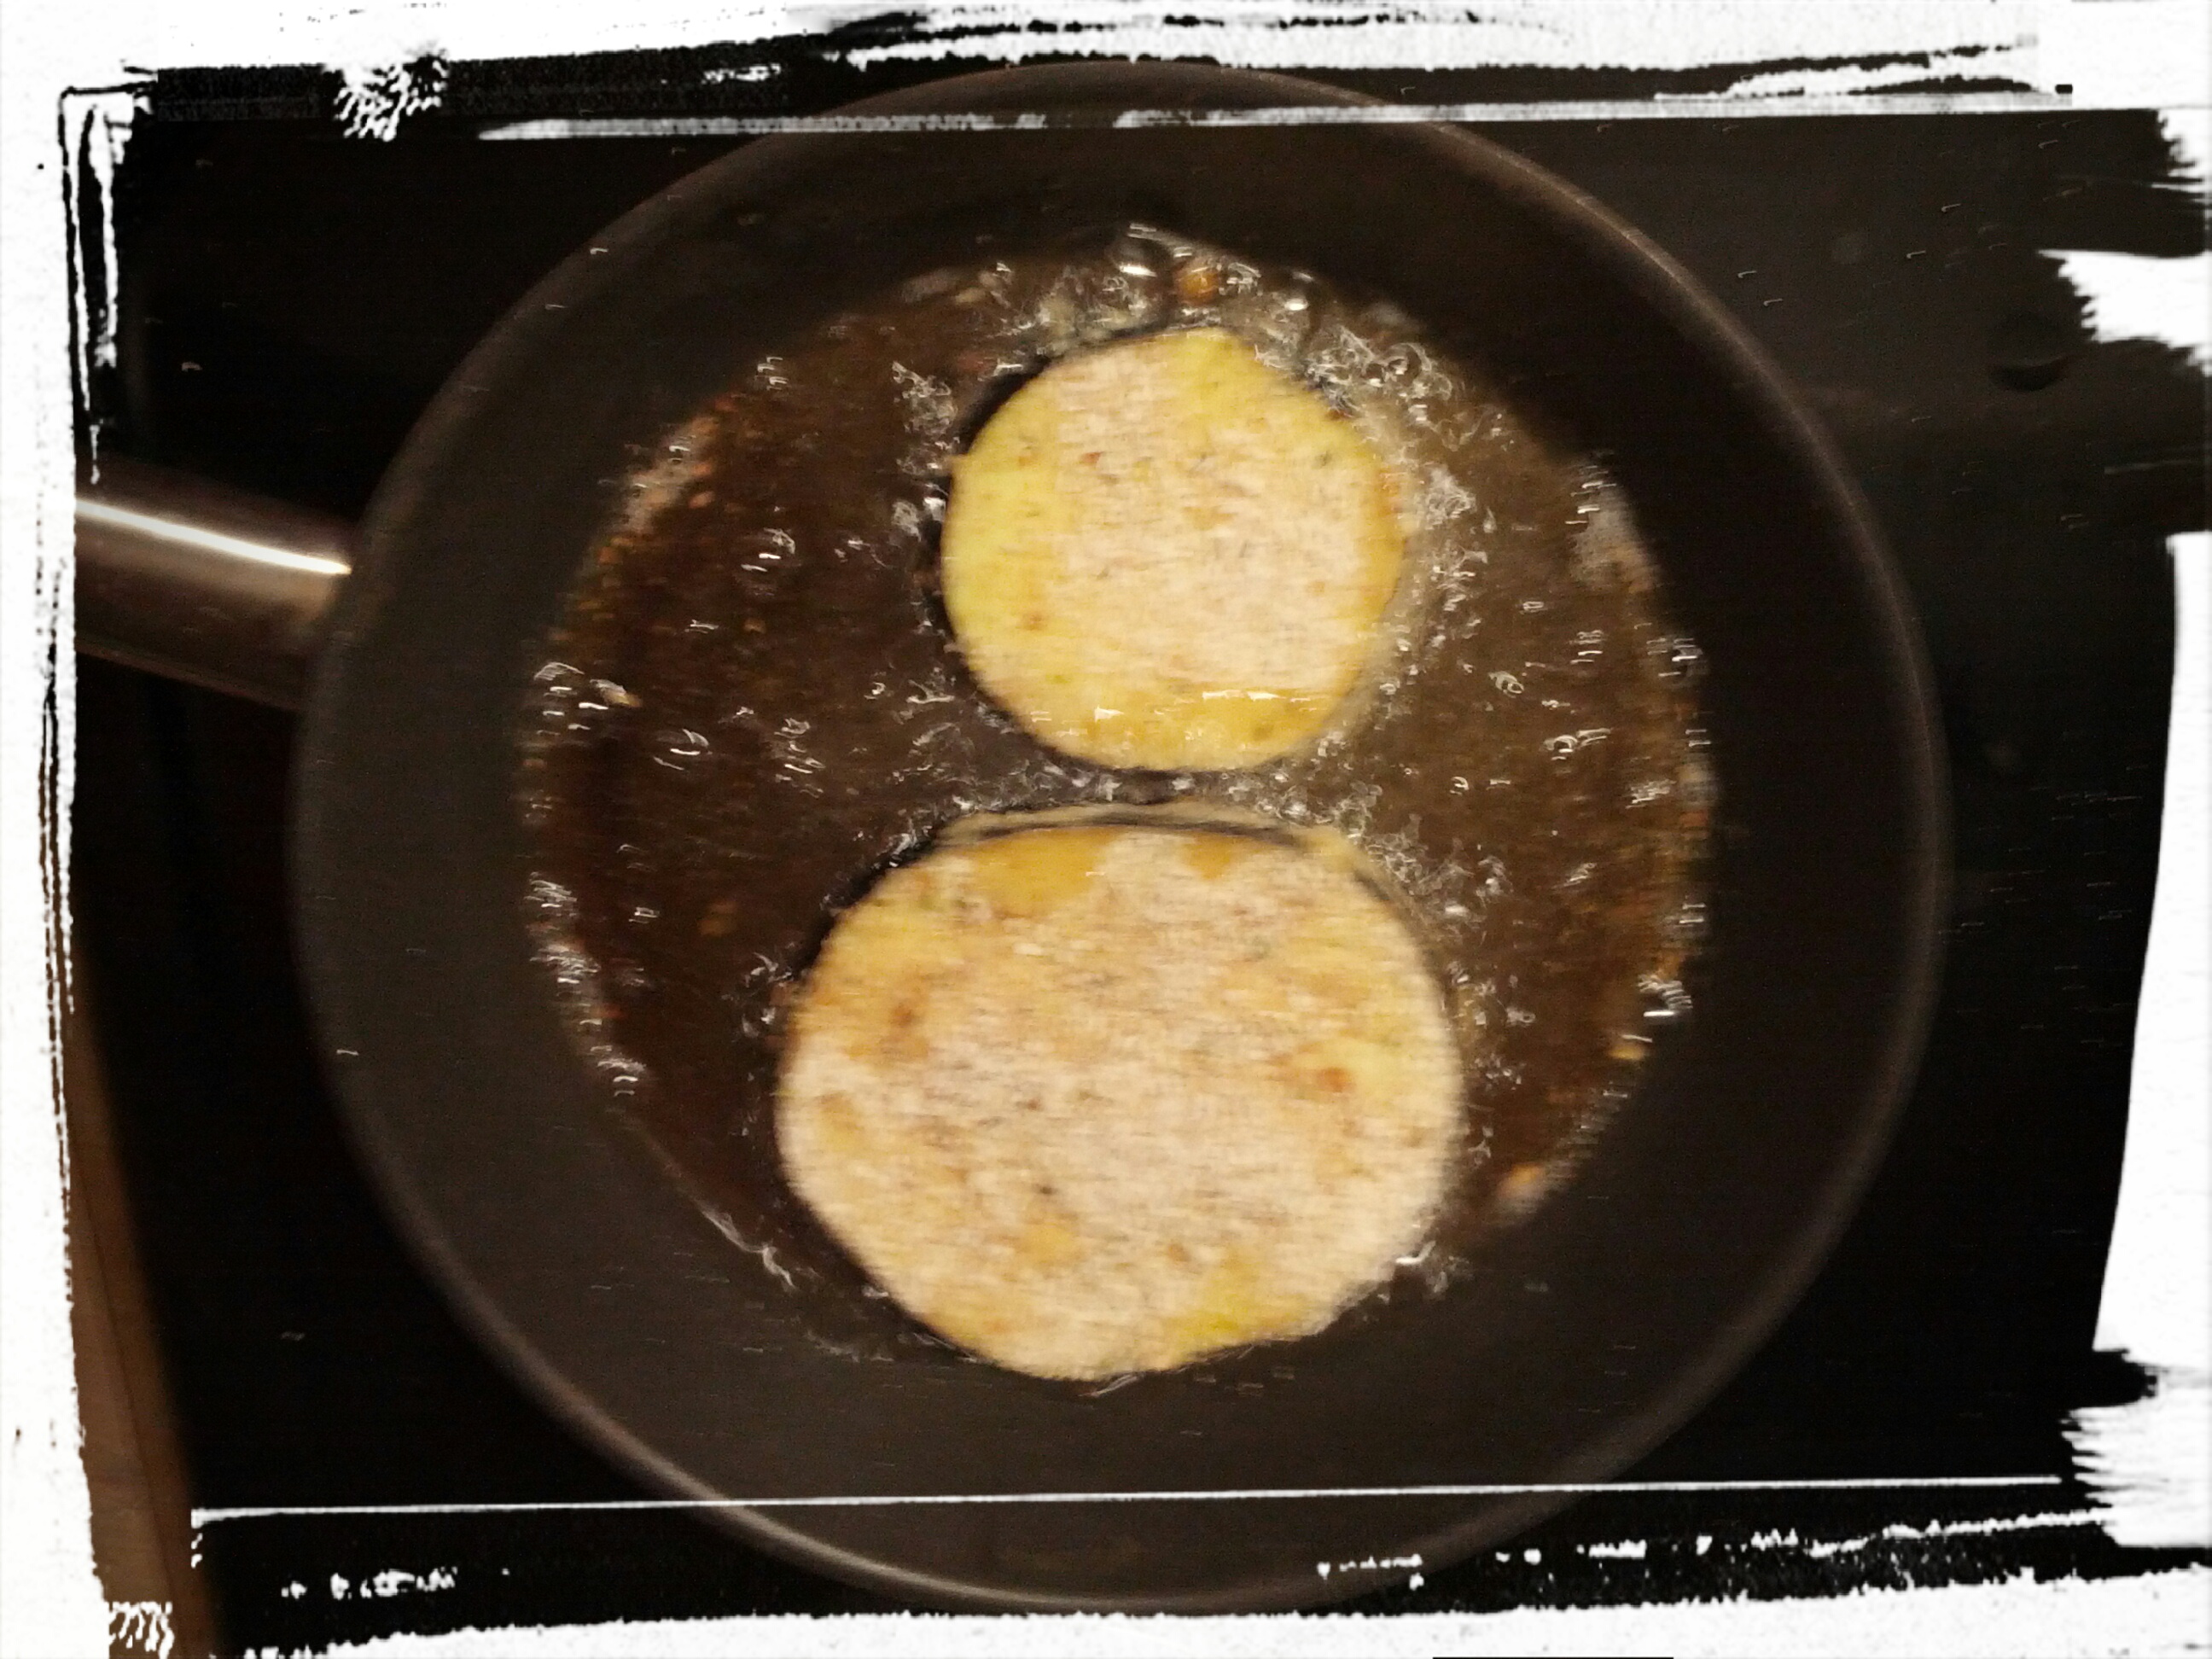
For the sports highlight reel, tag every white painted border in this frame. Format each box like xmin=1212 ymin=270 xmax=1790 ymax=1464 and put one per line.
xmin=5 ymin=4 xmax=2207 ymax=1656
xmin=316 ymin=1567 xmax=2212 ymax=1659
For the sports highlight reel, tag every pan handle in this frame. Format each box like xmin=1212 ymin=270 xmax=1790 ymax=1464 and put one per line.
xmin=73 ymin=457 xmax=355 ymax=712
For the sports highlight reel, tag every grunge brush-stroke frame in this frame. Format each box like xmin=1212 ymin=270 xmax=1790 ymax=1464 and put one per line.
xmin=8 ymin=3 xmax=2207 ymax=1655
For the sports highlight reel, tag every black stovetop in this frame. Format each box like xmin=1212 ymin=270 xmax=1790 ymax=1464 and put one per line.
xmin=71 ymin=46 xmax=2206 ymax=1652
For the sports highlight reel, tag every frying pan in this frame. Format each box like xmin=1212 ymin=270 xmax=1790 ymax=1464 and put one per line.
xmin=76 ymin=61 xmax=1947 ymax=1611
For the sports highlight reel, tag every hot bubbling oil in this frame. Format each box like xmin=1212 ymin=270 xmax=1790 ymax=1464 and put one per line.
xmin=518 ymin=226 xmax=1711 ymax=1370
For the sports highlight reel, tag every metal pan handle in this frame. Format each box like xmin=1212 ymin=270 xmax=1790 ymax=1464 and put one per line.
xmin=73 ymin=457 xmax=354 ymax=711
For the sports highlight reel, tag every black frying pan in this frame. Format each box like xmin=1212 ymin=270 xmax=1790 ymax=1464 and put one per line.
xmin=91 ymin=61 xmax=1947 ymax=1612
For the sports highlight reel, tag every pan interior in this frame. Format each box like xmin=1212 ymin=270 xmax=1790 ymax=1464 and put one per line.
xmin=518 ymin=224 xmax=1713 ymax=1377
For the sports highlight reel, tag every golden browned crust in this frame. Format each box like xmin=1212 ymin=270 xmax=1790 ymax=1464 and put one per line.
xmin=776 ymin=816 xmax=1463 ymax=1380
xmin=940 ymin=329 xmax=1407 ymax=772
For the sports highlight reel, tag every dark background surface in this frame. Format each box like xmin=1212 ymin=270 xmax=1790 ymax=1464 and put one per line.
xmin=67 ymin=39 xmax=2208 ymax=1652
